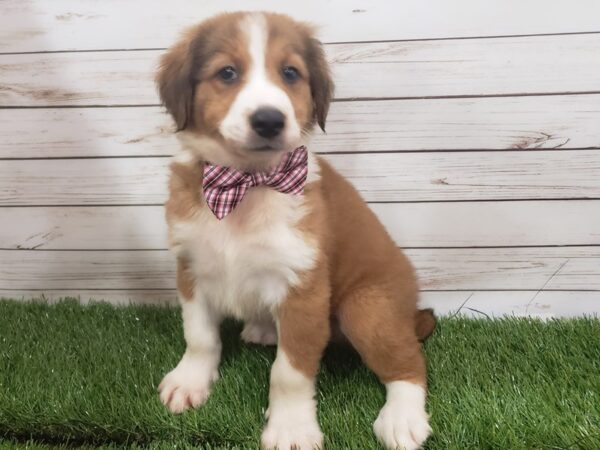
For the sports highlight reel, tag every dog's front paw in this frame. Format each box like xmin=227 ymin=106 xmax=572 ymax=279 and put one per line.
xmin=261 ymin=404 xmax=323 ymax=450
xmin=373 ymin=382 xmax=431 ymax=450
xmin=241 ymin=320 xmax=277 ymax=346
xmin=158 ymin=353 xmax=218 ymax=414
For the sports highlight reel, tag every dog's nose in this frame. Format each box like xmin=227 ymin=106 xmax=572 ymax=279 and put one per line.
xmin=250 ymin=107 xmax=285 ymax=138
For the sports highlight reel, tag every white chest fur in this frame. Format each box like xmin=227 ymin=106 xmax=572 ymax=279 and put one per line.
xmin=169 ymin=186 xmax=317 ymax=320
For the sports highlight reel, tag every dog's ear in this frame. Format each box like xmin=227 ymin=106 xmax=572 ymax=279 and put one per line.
xmin=156 ymin=31 xmax=198 ymax=131
xmin=305 ymin=37 xmax=334 ymax=132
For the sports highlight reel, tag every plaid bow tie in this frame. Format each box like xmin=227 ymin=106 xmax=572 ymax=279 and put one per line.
xmin=202 ymin=146 xmax=308 ymax=220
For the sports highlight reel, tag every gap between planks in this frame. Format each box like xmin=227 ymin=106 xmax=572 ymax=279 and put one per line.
xmin=3 ymin=244 xmax=600 ymax=252
xmin=2 ymin=29 xmax=600 ymax=56
xmin=2 ymin=147 xmax=600 ymax=161
xmin=3 ymin=199 xmax=600 ymax=208
xmin=3 ymin=91 xmax=600 ymax=110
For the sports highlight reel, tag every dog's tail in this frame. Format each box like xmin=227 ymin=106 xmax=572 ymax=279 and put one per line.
xmin=415 ymin=308 xmax=437 ymax=342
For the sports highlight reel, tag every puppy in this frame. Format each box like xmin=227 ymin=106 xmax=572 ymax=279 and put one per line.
xmin=156 ymin=12 xmax=435 ymax=450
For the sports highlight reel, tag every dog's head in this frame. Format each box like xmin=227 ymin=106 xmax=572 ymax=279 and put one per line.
xmin=157 ymin=12 xmax=333 ymax=170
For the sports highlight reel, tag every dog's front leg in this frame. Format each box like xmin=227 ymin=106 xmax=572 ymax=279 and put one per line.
xmin=261 ymin=269 xmax=330 ymax=450
xmin=159 ymin=258 xmax=221 ymax=414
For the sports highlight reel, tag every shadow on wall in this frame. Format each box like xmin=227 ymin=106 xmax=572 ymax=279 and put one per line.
xmin=0 ymin=6 xmax=179 ymax=306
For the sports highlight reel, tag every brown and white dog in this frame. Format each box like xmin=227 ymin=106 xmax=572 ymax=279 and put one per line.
xmin=156 ymin=11 xmax=435 ymax=450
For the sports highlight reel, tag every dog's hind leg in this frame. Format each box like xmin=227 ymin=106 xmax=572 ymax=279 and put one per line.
xmin=337 ymin=286 xmax=432 ymax=450
xmin=241 ymin=317 xmax=278 ymax=346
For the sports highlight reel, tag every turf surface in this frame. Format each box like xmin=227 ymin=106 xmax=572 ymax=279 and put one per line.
xmin=0 ymin=299 xmax=598 ymax=449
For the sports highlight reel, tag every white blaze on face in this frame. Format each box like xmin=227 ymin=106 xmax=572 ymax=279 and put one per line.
xmin=219 ymin=13 xmax=301 ymax=150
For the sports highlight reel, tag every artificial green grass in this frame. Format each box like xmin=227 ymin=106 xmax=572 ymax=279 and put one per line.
xmin=0 ymin=299 xmax=598 ymax=450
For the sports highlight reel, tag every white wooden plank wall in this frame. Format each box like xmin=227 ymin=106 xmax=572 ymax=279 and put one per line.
xmin=1 ymin=0 xmax=600 ymax=317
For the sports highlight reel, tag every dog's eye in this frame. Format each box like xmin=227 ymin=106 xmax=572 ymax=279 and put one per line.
xmin=217 ymin=66 xmax=238 ymax=83
xmin=281 ymin=66 xmax=300 ymax=83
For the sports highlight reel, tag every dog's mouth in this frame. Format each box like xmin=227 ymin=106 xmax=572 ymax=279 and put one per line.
xmin=223 ymin=138 xmax=282 ymax=157
xmin=250 ymin=144 xmax=277 ymax=152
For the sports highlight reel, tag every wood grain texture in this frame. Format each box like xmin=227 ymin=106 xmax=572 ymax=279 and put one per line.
xmin=3 ymin=34 xmax=600 ymax=106
xmin=2 ymin=201 xmax=599 ymax=250
xmin=3 ymin=151 xmax=600 ymax=205
xmin=2 ymin=1 xmax=599 ymax=310
xmin=326 ymin=33 xmax=600 ymax=99
xmin=1 ymin=206 xmax=169 ymax=250
xmin=2 ymin=0 xmax=600 ymax=53
xmin=0 ymin=107 xmax=175 ymax=158
xmin=0 ymin=158 xmax=169 ymax=205
xmin=2 ymin=290 xmax=597 ymax=318
xmin=418 ymin=291 xmax=600 ymax=318
xmin=2 ymin=95 xmax=600 ymax=159
xmin=1 ymin=247 xmax=598 ymax=291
